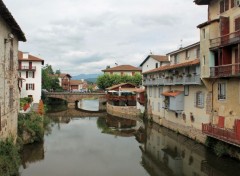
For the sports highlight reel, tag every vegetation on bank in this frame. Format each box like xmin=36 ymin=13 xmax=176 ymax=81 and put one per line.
xmin=96 ymin=73 xmax=142 ymax=90
xmin=0 ymin=138 xmax=20 ymax=176
xmin=206 ymin=137 xmax=240 ymax=158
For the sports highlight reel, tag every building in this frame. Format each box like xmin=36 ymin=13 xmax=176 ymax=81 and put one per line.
xmin=55 ymin=73 xmax=71 ymax=91
xmin=195 ymin=0 xmax=240 ymax=146
xmin=140 ymin=55 xmax=170 ymax=73
xmin=142 ymin=42 xmax=208 ymax=143
xmin=18 ymin=51 xmax=44 ymax=103
xmin=70 ymin=80 xmax=87 ymax=92
xmin=102 ymin=65 xmax=142 ymax=76
xmin=0 ymin=0 xmax=26 ymax=139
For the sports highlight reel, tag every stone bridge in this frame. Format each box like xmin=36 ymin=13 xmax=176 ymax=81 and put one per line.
xmin=45 ymin=92 xmax=107 ymax=110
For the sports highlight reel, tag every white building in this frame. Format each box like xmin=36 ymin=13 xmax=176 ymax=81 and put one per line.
xmin=18 ymin=51 xmax=44 ymax=103
xmin=0 ymin=1 xmax=26 ymax=139
xmin=102 ymin=65 xmax=142 ymax=76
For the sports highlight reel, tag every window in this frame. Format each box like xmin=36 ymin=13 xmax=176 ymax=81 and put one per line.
xmin=28 ymin=71 xmax=35 ymax=78
xmin=202 ymin=28 xmax=206 ymax=39
xmin=158 ymin=102 xmax=161 ymax=112
xmin=9 ymin=49 xmax=13 ymax=71
xmin=220 ymin=0 xmax=229 ymax=13
xmin=196 ymin=91 xmax=204 ymax=108
xmin=174 ymin=54 xmax=178 ymax=64
xmin=26 ymin=83 xmax=35 ymax=90
xmin=184 ymin=86 xmax=189 ymax=96
xmin=156 ymin=63 xmax=158 ymax=68
xmin=218 ymin=83 xmax=226 ymax=100
xmin=158 ymin=87 xmax=163 ymax=98
xmin=186 ymin=50 xmax=190 ymax=60
xmin=203 ymin=55 xmax=206 ymax=65
xmin=9 ymin=88 xmax=13 ymax=109
xmin=235 ymin=17 xmax=240 ymax=31
xmin=149 ymin=87 xmax=152 ymax=97
xmin=154 ymin=87 xmax=156 ymax=98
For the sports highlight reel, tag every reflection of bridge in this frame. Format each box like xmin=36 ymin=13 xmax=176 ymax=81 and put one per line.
xmin=45 ymin=92 xmax=106 ymax=110
xmin=47 ymin=108 xmax=107 ymax=118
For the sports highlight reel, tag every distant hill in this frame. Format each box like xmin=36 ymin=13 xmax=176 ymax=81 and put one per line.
xmin=72 ymin=74 xmax=100 ymax=83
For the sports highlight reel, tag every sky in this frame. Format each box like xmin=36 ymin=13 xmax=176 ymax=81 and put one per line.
xmin=5 ymin=0 xmax=207 ymax=76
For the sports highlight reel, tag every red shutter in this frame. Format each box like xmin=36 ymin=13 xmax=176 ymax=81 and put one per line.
xmin=235 ymin=17 xmax=240 ymax=31
xmin=218 ymin=116 xmax=225 ymax=128
xmin=26 ymin=84 xmax=28 ymax=90
xmin=231 ymin=0 xmax=235 ymax=8
xmin=26 ymin=71 xmax=28 ymax=78
xmin=225 ymin=0 xmax=229 ymax=11
xmin=33 ymin=72 xmax=35 ymax=78
xmin=33 ymin=84 xmax=35 ymax=90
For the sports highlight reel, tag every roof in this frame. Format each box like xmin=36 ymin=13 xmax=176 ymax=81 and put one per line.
xmin=194 ymin=0 xmax=210 ymax=5
xmin=18 ymin=51 xmax=44 ymax=64
xmin=55 ymin=73 xmax=72 ymax=78
xmin=166 ymin=42 xmax=200 ymax=56
xmin=106 ymin=83 xmax=136 ymax=90
xmin=0 ymin=1 xmax=26 ymax=41
xmin=197 ymin=18 xmax=219 ymax=28
xmin=70 ymin=80 xmax=84 ymax=85
xmin=140 ymin=55 xmax=169 ymax=66
xmin=102 ymin=65 xmax=142 ymax=72
xmin=143 ymin=59 xmax=200 ymax=74
xmin=162 ymin=91 xmax=183 ymax=97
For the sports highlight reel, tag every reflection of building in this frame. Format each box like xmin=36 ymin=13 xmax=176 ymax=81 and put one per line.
xmin=141 ymin=122 xmax=239 ymax=176
xmin=102 ymin=65 xmax=142 ymax=76
xmin=0 ymin=1 xmax=26 ymax=140
xmin=195 ymin=0 xmax=240 ymax=147
xmin=106 ymin=115 xmax=136 ymax=129
xmin=18 ymin=51 xmax=44 ymax=103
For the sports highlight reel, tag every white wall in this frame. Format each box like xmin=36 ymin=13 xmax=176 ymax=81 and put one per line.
xmin=20 ymin=61 xmax=42 ymax=103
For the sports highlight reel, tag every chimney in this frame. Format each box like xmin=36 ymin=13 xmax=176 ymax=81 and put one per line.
xmin=23 ymin=52 xmax=29 ymax=59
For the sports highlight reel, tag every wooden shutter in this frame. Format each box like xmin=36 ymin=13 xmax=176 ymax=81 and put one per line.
xmin=225 ymin=0 xmax=229 ymax=10
xmin=33 ymin=72 xmax=35 ymax=78
xmin=235 ymin=17 xmax=240 ymax=31
xmin=220 ymin=0 xmax=224 ymax=13
xmin=26 ymin=71 xmax=28 ymax=78
xmin=26 ymin=84 xmax=28 ymax=90
xmin=231 ymin=0 xmax=235 ymax=8
xmin=33 ymin=84 xmax=35 ymax=90
xmin=218 ymin=116 xmax=225 ymax=128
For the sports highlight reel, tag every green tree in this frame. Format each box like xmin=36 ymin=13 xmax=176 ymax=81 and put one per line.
xmin=42 ymin=65 xmax=62 ymax=91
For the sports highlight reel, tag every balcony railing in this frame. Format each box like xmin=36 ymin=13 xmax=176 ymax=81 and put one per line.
xmin=18 ymin=66 xmax=36 ymax=70
xmin=210 ymin=30 xmax=240 ymax=48
xmin=202 ymin=123 xmax=240 ymax=146
xmin=143 ymin=75 xmax=201 ymax=86
xmin=210 ymin=63 xmax=240 ymax=78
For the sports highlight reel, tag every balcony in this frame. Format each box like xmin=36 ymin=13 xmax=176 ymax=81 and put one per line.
xmin=210 ymin=30 xmax=240 ymax=49
xmin=107 ymin=94 xmax=136 ymax=101
xmin=18 ymin=66 xmax=36 ymax=71
xmin=210 ymin=63 xmax=240 ymax=78
xmin=143 ymin=75 xmax=201 ymax=86
xmin=202 ymin=123 xmax=240 ymax=146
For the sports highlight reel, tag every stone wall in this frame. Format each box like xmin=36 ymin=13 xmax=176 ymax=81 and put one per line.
xmin=107 ymin=103 xmax=141 ymax=119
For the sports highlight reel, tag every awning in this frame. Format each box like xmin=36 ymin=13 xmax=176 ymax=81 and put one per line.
xmin=162 ymin=91 xmax=183 ymax=97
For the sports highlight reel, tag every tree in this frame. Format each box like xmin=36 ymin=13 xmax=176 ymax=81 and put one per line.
xmin=42 ymin=65 xmax=62 ymax=91
xmin=96 ymin=73 xmax=142 ymax=90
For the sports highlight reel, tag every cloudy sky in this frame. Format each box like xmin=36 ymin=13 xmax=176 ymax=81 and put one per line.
xmin=5 ymin=0 xmax=207 ymax=76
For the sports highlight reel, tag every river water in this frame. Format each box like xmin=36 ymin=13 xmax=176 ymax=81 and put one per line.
xmin=19 ymin=101 xmax=240 ymax=176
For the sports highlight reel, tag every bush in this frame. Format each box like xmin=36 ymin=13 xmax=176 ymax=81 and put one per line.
xmin=0 ymin=138 xmax=20 ymax=176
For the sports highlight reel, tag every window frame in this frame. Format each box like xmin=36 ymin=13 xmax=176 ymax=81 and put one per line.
xmin=218 ymin=82 xmax=227 ymax=100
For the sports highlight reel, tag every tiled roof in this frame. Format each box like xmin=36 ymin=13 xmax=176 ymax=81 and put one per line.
xmin=0 ymin=1 xmax=26 ymax=41
xmin=102 ymin=65 xmax=142 ymax=72
xmin=162 ymin=91 xmax=183 ymax=97
xmin=18 ymin=51 xmax=44 ymax=64
xmin=54 ymin=73 xmax=72 ymax=78
xmin=140 ymin=55 xmax=169 ymax=66
xmin=143 ymin=59 xmax=200 ymax=74
xmin=70 ymin=80 xmax=84 ymax=85
xmin=197 ymin=18 xmax=219 ymax=28
xmin=106 ymin=83 xmax=136 ymax=90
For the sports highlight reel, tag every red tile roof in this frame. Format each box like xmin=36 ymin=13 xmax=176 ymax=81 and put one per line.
xmin=54 ymin=73 xmax=72 ymax=78
xmin=70 ymin=80 xmax=84 ymax=85
xmin=0 ymin=1 xmax=26 ymax=41
xmin=140 ymin=55 xmax=169 ymax=66
xmin=102 ymin=65 xmax=142 ymax=72
xmin=162 ymin=91 xmax=183 ymax=97
xmin=18 ymin=51 xmax=44 ymax=64
xmin=143 ymin=59 xmax=200 ymax=74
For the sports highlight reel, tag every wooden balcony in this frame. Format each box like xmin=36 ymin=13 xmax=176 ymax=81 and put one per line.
xmin=210 ymin=63 xmax=240 ymax=78
xmin=143 ymin=75 xmax=201 ymax=86
xmin=18 ymin=66 xmax=36 ymax=71
xmin=210 ymin=30 xmax=240 ymax=49
xmin=202 ymin=123 xmax=240 ymax=146
xmin=107 ymin=94 xmax=136 ymax=101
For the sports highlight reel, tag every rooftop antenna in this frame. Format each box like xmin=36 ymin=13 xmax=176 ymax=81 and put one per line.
xmin=150 ymin=50 xmax=153 ymax=54
xmin=179 ymin=39 xmax=183 ymax=49
xmin=115 ymin=63 xmax=118 ymax=66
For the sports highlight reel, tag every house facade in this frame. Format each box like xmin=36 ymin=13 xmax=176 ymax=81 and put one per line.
xmin=0 ymin=1 xmax=26 ymax=139
xmin=18 ymin=51 xmax=44 ymax=103
xmin=143 ymin=42 xmax=209 ymax=143
xmin=70 ymin=80 xmax=87 ymax=92
xmin=55 ymin=73 xmax=71 ymax=91
xmin=102 ymin=65 xmax=142 ymax=76
xmin=195 ymin=0 xmax=240 ymax=146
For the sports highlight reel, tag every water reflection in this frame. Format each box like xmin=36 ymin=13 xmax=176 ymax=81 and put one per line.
xmin=141 ymin=122 xmax=240 ymax=176
xmin=78 ymin=99 xmax=99 ymax=111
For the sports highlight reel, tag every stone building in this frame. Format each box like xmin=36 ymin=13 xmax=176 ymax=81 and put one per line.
xmin=195 ymin=0 xmax=240 ymax=146
xmin=0 ymin=1 xmax=26 ymax=139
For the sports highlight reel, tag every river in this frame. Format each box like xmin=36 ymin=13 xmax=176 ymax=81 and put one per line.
xmin=19 ymin=100 xmax=240 ymax=176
